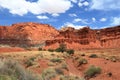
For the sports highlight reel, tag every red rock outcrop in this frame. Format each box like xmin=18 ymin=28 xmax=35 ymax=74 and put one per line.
xmin=100 ymin=26 xmax=120 ymax=48
xmin=45 ymin=26 xmax=120 ymax=50
xmin=0 ymin=22 xmax=59 ymax=47
xmin=0 ymin=22 xmax=120 ymax=50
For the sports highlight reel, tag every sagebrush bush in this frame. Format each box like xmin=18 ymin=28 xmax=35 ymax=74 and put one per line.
xmin=89 ymin=54 xmax=98 ymax=58
xmin=40 ymin=68 xmax=56 ymax=80
xmin=25 ymin=57 xmax=36 ymax=67
xmin=0 ymin=75 xmax=17 ymax=80
xmin=84 ymin=65 xmax=101 ymax=78
xmin=55 ymin=68 xmax=64 ymax=75
xmin=50 ymin=58 xmax=62 ymax=63
xmin=55 ymin=43 xmax=66 ymax=53
xmin=77 ymin=58 xmax=88 ymax=66
xmin=61 ymin=63 xmax=68 ymax=70
xmin=66 ymin=49 xmax=74 ymax=55
xmin=48 ymin=49 xmax=54 ymax=52
xmin=0 ymin=59 xmax=39 ymax=80
xmin=60 ymin=75 xmax=85 ymax=80
xmin=38 ymin=47 xmax=42 ymax=51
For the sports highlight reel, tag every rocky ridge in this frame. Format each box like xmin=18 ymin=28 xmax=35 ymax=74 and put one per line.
xmin=0 ymin=22 xmax=120 ymax=50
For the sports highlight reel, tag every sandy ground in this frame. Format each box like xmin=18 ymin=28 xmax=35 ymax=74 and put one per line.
xmin=0 ymin=47 xmax=120 ymax=80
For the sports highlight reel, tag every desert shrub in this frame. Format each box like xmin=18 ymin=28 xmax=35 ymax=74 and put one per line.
xmin=109 ymin=56 xmax=117 ymax=62
xmin=81 ymin=53 xmax=85 ymax=56
xmin=38 ymin=47 xmax=42 ymax=51
xmin=25 ymin=48 xmax=32 ymax=51
xmin=55 ymin=43 xmax=66 ymax=53
xmin=60 ymin=75 xmax=85 ymax=80
xmin=50 ymin=58 xmax=62 ymax=63
xmin=40 ymin=68 xmax=57 ymax=80
xmin=84 ymin=65 xmax=101 ymax=78
xmin=0 ymin=59 xmax=39 ymax=80
xmin=25 ymin=57 xmax=36 ymax=67
xmin=0 ymin=75 xmax=17 ymax=80
xmin=107 ymin=72 xmax=112 ymax=77
xmin=61 ymin=63 xmax=68 ymax=70
xmin=48 ymin=49 xmax=54 ymax=52
xmin=55 ymin=68 xmax=64 ymax=75
xmin=77 ymin=58 xmax=88 ymax=66
xmin=89 ymin=54 xmax=98 ymax=58
xmin=25 ymin=60 xmax=33 ymax=67
xmin=29 ymin=57 xmax=36 ymax=61
xmin=66 ymin=49 xmax=74 ymax=55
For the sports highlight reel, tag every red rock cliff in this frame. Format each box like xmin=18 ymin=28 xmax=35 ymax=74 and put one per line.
xmin=45 ymin=26 xmax=120 ymax=50
xmin=0 ymin=22 xmax=120 ymax=49
xmin=0 ymin=22 xmax=59 ymax=47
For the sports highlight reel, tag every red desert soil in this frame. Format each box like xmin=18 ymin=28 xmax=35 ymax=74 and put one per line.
xmin=0 ymin=47 xmax=26 ymax=53
xmin=75 ymin=57 xmax=120 ymax=80
xmin=30 ymin=59 xmax=49 ymax=74
xmin=66 ymin=58 xmax=82 ymax=77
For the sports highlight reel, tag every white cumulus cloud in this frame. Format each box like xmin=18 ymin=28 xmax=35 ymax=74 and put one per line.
xmin=37 ymin=15 xmax=49 ymax=19
xmin=0 ymin=0 xmax=72 ymax=16
xmin=78 ymin=2 xmax=83 ymax=7
xmin=83 ymin=1 xmax=89 ymax=6
xmin=74 ymin=18 xmax=82 ymax=22
xmin=52 ymin=13 xmax=59 ymax=17
xmin=69 ymin=13 xmax=77 ymax=17
xmin=90 ymin=0 xmax=120 ymax=10
xmin=73 ymin=18 xmax=90 ymax=24
xmin=111 ymin=17 xmax=120 ymax=25
xmin=78 ymin=1 xmax=89 ymax=7
xmin=100 ymin=18 xmax=107 ymax=22
xmin=62 ymin=22 xmax=86 ymax=29
xmin=92 ymin=17 xmax=96 ymax=22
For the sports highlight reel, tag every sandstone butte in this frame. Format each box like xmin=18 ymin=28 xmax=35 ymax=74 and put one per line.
xmin=0 ymin=22 xmax=120 ymax=50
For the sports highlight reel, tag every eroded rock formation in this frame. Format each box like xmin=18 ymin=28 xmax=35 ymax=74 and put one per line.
xmin=0 ymin=22 xmax=59 ymax=47
xmin=45 ymin=26 xmax=120 ymax=50
xmin=0 ymin=22 xmax=120 ymax=50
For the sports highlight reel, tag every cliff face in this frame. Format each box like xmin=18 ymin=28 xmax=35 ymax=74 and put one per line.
xmin=45 ymin=27 xmax=101 ymax=50
xmin=0 ymin=22 xmax=59 ymax=47
xmin=45 ymin=26 xmax=120 ymax=50
xmin=100 ymin=26 xmax=120 ymax=48
xmin=0 ymin=22 xmax=120 ymax=49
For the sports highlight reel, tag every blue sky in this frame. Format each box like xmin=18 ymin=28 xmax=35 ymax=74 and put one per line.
xmin=0 ymin=0 xmax=120 ymax=29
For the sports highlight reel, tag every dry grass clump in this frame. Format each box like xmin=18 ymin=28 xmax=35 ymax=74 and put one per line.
xmin=40 ymin=68 xmax=57 ymax=80
xmin=84 ymin=65 xmax=101 ymax=79
xmin=60 ymin=75 xmax=85 ymax=80
xmin=0 ymin=58 xmax=39 ymax=80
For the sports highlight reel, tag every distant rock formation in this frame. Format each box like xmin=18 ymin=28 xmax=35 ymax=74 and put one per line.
xmin=0 ymin=22 xmax=120 ymax=50
xmin=45 ymin=26 xmax=120 ymax=50
xmin=0 ymin=22 xmax=59 ymax=47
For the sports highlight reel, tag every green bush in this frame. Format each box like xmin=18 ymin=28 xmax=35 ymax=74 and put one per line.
xmin=48 ymin=49 xmax=54 ymax=52
xmin=25 ymin=60 xmax=33 ymax=67
xmin=89 ymin=54 xmax=98 ymax=58
xmin=25 ymin=57 xmax=36 ymax=67
xmin=84 ymin=65 xmax=101 ymax=78
xmin=0 ymin=59 xmax=39 ymax=80
xmin=60 ymin=75 xmax=85 ymax=80
xmin=55 ymin=44 xmax=66 ymax=53
xmin=66 ymin=49 xmax=74 ymax=55
xmin=50 ymin=58 xmax=62 ymax=63
xmin=40 ymin=68 xmax=56 ymax=80
xmin=55 ymin=68 xmax=64 ymax=75
xmin=61 ymin=63 xmax=68 ymax=70
xmin=77 ymin=58 xmax=88 ymax=66
xmin=81 ymin=53 xmax=85 ymax=56
xmin=38 ymin=47 xmax=42 ymax=51
xmin=0 ymin=75 xmax=16 ymax=80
